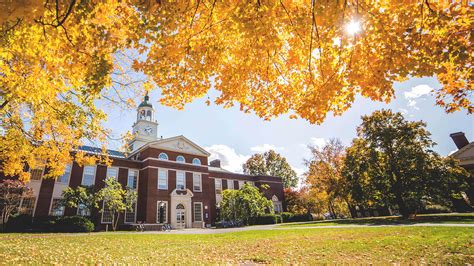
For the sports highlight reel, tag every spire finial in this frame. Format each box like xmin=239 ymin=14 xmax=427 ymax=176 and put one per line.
xmin=144 ymin=92 xmax=149 ymax=103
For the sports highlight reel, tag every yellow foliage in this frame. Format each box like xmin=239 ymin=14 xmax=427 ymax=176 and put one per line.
xmin=0 ymin=1 xmax=472 ymax=181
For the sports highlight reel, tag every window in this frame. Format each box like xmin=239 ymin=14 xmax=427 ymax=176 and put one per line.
xmin=176 ymin=171 xmax=185 ymax=190
xmin=193 ymin=173 xmax=202 ymax=192
xmin=192 ymin=158 xmax=201 ymax=165
xmin=156 ymin=201 xmax=168 ymax=223
xmin=57 ymin=164 xmax=72 ymax=184
xmin=238 ymin=180 xmax=245 ymax=189
xmin=77 ymin=203 xmax=91 ymax=216
xmin=82 ymin=165 xmax=96 ymax=186
xmin=19 ymin=197 xmax=36 ymax=215
xmin=127 ymin=169 xmax=138 ymax=189
xmin=158 ymin=169 xmax=168 ymax=190
xmin=158 ymin=152 xmax=168 ymax=160
xmin=106 ymin=167 xmax=119 ymax=180
xmin=50 ymin=198 xmax=65 ymax=216
xmin=215 ymin=179 xmax=222 ymax=194
xmin=272 ymin=195 xmax=283 ymax=213
xmin=227 ymin=179 xmax=234 ymax=190
xmin=101 ymin=201 xmax=112 ymax=224
xmin=125 ymin=201 xmax=137 ymax=223
xmin=193 ymin=202 xmax=203 ymax=222
xmin=247 ymin=181 xmax=255 ymax=187
xmin=29 ymin=167 xmax=44 ymax=181
xmin=176 ymin=155 xmax=185 ymax=163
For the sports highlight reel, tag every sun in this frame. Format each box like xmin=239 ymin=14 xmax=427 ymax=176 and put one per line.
xmin=345 ymin=20 xmax=361 ymax=35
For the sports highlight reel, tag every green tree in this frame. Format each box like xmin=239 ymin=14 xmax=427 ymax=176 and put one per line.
xmin=220 ymin=184 xmax=273 ymax=225
xmin=343 ymin=109 xmax=472 ymax=218
xmin=243 ymin=150 xmax=298 ymax=188
xmin=97 ymin=177 xmax=137 ymax=231
xmin=0 ymin=180 xmax=32 ymax=231
xmin=61 ymin=185 xmax=101 ymax=217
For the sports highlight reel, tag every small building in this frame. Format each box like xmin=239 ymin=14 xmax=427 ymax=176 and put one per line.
xmin=449 ymin=132 xmax=474 ymax=211
xmin=4 ymin=95 xmax=285 ymax=229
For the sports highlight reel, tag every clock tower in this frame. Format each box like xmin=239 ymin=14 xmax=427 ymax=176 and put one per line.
xmin=130 ymin=94 xmax=158 ymax=151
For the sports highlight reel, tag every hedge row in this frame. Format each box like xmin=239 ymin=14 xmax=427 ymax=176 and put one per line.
xmin=5 ymin=214 xmax=94 ymax=233
xmin=249 ymin=212 xmax=313 ymax=225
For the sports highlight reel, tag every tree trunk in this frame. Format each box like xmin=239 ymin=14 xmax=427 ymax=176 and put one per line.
xmin=394 ymin=191 xmax=409 ymax=219
xmin=112 ymin=212 xmax=120 ymax=231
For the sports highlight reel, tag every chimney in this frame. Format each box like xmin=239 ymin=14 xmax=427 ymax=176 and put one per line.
xmin=210 ymin=159 xmax=221 ymax=168
xmin=450 ymin=132 xmax=470 ymax=149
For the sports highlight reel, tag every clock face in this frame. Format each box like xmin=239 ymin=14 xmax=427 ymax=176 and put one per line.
xmin=144 ymin=126 xmax=153 ymax=136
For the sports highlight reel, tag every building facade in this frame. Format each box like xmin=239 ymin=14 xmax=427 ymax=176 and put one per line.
xmin=7 ymin=95 xmax=285 ymax=229
xmin=449 ymin=132 xmax=474 ymax=212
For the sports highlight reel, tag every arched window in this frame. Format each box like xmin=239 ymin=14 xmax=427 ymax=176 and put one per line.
xmin=192 ymin=158 xmax=201 ymax=165
xmin=158 ymin=153 xmax=168 ymax=160
xmin=146 ymin=110 xmax=152 ymax=121
xmin=176 ymin=155 xmax=185 ymax=163
xmin=176 ymin=203 xmax=185 ymax=209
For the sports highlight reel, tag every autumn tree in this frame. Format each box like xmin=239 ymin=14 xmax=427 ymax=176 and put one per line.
xmin=284 ymin=187 xmax=319 ymax=216
xmin=1 ymin=1 xmax=472 ymax=181
xmin=343 ymin=109 xmax=472 ymax=218
xmin=0 ymin=180 xmax=32 ymax=231
xmin=243 ymin=150 xmax=298 ymax=188
xmin=97 ymin=177 xmax=137 ymax=231
xmin=220 ymin=184 xmax=273 ymax=225
xmin=304 ymin=138 xmax=353 ymax=218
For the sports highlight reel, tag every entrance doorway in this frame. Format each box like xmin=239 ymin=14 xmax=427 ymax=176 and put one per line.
xmin=176 ymin=204 xmax=185 ymax=229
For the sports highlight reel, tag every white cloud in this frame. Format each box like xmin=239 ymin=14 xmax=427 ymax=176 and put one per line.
xmin=250 ymin=144 xmax=284 ymax=153
xmin=398 ymin=108 xmax=409 ymax=115
xmin=309 ymin=137 xmax=328 ymax=148
xmin=404 ymin=84 xmax=433 ymax=109
xmin=204 ymin=144 xmax=249 ymax=173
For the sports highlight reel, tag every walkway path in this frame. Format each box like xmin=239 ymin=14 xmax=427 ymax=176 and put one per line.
xmin=133 ymin=222 xmax=474 ymax=235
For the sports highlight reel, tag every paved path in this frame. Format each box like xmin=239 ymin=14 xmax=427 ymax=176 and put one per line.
xmin=131 ymin=222 xmax=474 ymax=235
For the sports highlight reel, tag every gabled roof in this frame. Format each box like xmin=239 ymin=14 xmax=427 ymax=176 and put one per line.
xmin=450 ymin=142 xmax=474 ymax=160
xmin=130 ymin=135 xmax=211 ymax=157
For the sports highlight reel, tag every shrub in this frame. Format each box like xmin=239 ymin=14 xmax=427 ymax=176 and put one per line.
xmin=250 ymin=214 xmax=281 ymax=225
xmin=419 ymin=204 xmax=452 ymax=214
xmin=32 ymin=216 xmax=58 ymax=232
xmin=279 ymin=212 xmax=313 ymax=223
xmin=56 ymin=216 xmax=94 ymax=232
xmin=5 ymin=214 xmax=33 ymax=232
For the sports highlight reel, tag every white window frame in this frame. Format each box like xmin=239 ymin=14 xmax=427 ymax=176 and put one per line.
xmin=106 ymin=167 xmax=119 ymax=180
xmin=156 ymin=201 xmax=168 ymax=224
xmin=158 ymin=152 xmax=169 ymax=160
xmin=56 ymin=164 xmax=72 ymax=184
xmin=124 ymin=201 xmax=137 ymax=224
xmin=101 ymin=201 xmax=112 ymax=224
xmin=193 ymin=202 xmax=203 ymax=222
xmin=29 ymin=167 xmax=44 ymax=181
xmin=158 ymin=169 xmax=168 ymax=190
xmin=227 ymin=179 xmax=234 ymax=190
xmin=193 ymin=173 xmax=202 ymax=192
xmin=127 ymin=169 xmax=139 ymax=190
xmin=238 ymin=180 xmax=245 ymax=189
xmin=81 ymin=165 xmax=96 ymax=186
xmin=77 ymin=203 xmax=91 ymax=216
xmin=19 ymin=197 xmax=36 ymax=215
xmin=176 ymin=155 xmax=186 ymax=163
xmin=176 ymin=171 xmax=186 ymax=190
xmin=215 ymin=179 xmax=222 ymax=195
xmin=49 ymin=198 xmax=65 ymax=216
xmin=192 ymin=158 xmax=201 ymax=165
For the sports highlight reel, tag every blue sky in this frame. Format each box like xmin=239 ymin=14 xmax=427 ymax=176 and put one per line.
xmin=100 ymin=77 xmax=473 ymax=180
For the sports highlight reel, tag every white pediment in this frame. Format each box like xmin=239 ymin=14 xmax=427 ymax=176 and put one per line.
xmin=148 ymin=135 xmax=210 ymax=157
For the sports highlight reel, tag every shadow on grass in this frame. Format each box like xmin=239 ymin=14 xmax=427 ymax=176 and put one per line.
xmin=284 ymin=213 xmax=474 ymax=227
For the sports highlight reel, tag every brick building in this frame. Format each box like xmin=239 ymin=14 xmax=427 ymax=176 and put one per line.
xmin=9 ymin=95 xmax=285 ymax=229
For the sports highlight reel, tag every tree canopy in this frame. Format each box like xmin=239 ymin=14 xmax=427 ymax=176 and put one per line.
xmin=343 ymin=109 xmax=472 ymax=217
xmin=1 ymin=1 xmax=472 ymax=181
xmin=243 ymin=150 xmax=298 ymax=188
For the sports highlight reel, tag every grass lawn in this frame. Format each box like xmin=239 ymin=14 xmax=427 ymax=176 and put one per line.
xmin=1 ymin=226 xmax=473 ymax=264
xmin=280 ymin=213 xmax=474 ymax=227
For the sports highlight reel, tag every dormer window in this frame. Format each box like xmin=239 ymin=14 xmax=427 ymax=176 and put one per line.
xmin=192 ymin=158 xmax=201 ymax=165
xmin=176 ymin=155 xmax=185 ymax=163
xmin=159 ymin=153 xmax=168 ymax=160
